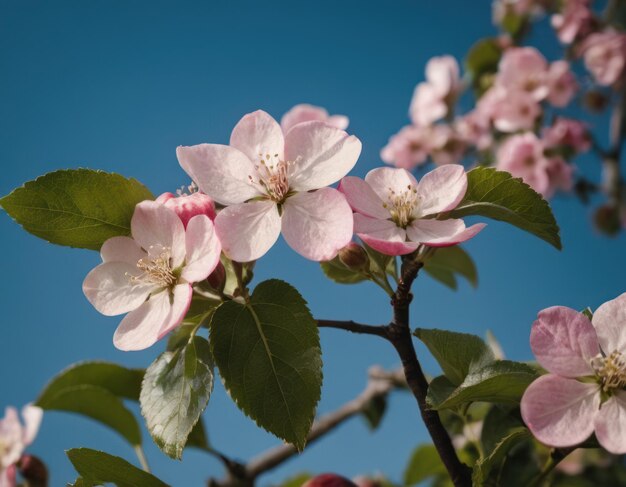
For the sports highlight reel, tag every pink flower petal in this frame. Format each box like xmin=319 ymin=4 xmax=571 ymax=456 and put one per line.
xmin=131 ymin=201 xmax=186 ymax=268
xmin=354 ymin=213 xmax=418 ymax=256
xmin=364 ymin=167 xmax=419 ymax=203
xmin=230 ymin=110 xmax=285 ymax=163
xmin=282 ymin=104 xmax=328 ymax=133
xmin=338 ymin=176 xmax=390 ymax=219
xmin=83 ymin=262 xmax=154 ymax=316
xmin=327 ymin=115 xmax=349 ymax=130
xmin=281 ymin=188 xmax=353 ymax=261
xmin=592 ymin=292 xmax=626 ymax=355
xmin=113 ymin=284 xmax=192 ymax=351
xmin=177 ymin=144 xmax=260 ymax=205
xmin=215 ymin=200 xmax=281 ymax=262
xmin=181 ymin=215 xmax=221 ymax=283
xmin=407 ymin=219 xmax=485 ymax=247
xmin=100 ymin=236 xmax=146 ymax=264
xmin=594 ymin=391 xmax=626 ymax=454
xmin=521 ymin=374 xmax=600 ymax=448
xmin=285 ymin=121 xmax=362 ymax=191
xmin=21 ymin=405 xmax=42 ymax=446
xmin=415 ymin=164 xmax=468 ymax=216
xmin=530 ymin=306 xmax=600 ymax=377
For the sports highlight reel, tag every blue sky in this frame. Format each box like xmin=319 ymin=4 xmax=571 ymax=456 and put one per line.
xmin=1 ymin=1 xmax=624 ymax=485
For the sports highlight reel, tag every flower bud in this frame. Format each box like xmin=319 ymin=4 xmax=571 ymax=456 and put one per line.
xmin=337 ymin=243 xmax=369 ymax=271
xmin=594 ymin=204 xmax=621 ymax=236
xmin=583 ymin=90 xmax=608 ymax=113
xmin=156 ymin=191 xmax=216 ymax=227
xmin=207 ymin=261 xmax=226 ymax=293
xmin=303 ymin=474 xmax=358 ymax=487
xmin=18 ymin=454 xmax=48 ymax=486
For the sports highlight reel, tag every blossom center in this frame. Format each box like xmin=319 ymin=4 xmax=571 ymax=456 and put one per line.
xmin=130 ymin=246 xmax=177 ymax=288
xmin=250 ymin=153 xmax=294 ymax=203
xmin=592 ymin=350 xmax=626 ymax=392
xmin=383 ymin=185 xmax=420 ymax=228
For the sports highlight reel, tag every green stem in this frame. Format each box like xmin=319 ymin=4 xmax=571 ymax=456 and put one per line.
xmin=530 ymin=449 xmax=571 ymax=487
xmin=134 ymin=445 xmax=150 ymax=473
xmin=232 ymin=262 xmax=250 ymax=302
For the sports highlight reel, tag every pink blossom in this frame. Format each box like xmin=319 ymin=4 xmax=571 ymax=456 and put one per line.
xmin=551 ymin=0 xmax=594 ymax=44
xmin=429 ymin=125 xmax=467 ymax=165
xmin=281 ymin=104 xmax=349 ymax=134
xmin=581 ymin=30 xmax=626 ymax=86
xmin=455 ymin=111 xmax=493 ymax=151
xmin=521 ymin=293 xmax=626 ymax=454
xmin=493 ymin=0 xmax=544 ymax=23
xmin=156 ymin=191 xmax=216 ymax=227
xmin=83 ymin=201 xmax=221 ymax=351
xmin=410 ymin=56 xmax=461 ymax=126
xmin=380 ymin=125 xmax=431 ymax=170
xmin=547 ymin=60 xmax=578 ymax=107
xmin=543 ymin=117 xmax=591 ymax=153
xmin=496 ymin=47 xmax=550 ymax=101
xmin=0 ymin=405 xmax=42 ymax=487
xmin=496 ymin=133 xmax=573 ymax=198
xmin=177 ymin=110 xmax=360 ymax=262
xmin=480 ymin=87 xmax=541 ymax=133
xmin=339 ymin=165 xmax=485 ymax=256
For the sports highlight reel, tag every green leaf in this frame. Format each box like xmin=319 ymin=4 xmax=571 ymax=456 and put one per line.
xmin=37 ymin=362 xmax=144 ymax=403
xmin=582 ymin=307 xmax=594 ymax=321
xmin=320 ymin=257 xmax=367 ymax=284
xmin=414 ymin=329 xmax=495 ymax=385
xmin=430 ymin=361 xmax=538 ymax=410
xmin=404 ymin=444 xmax=447 ymax=486
xmin=361 ymin=395 xmax=387 ymax=430
xmin=186 ymin=420 xmax=210 ymax=452
xmin=426 ymin=375 xmax=458 ymax=409
xmin=67 ymin=448 xmax=169 ymax=487
xmin=38 ymin=385 xmax=141 ymax=446
xmin=480 ymin=405 xmax=524 ymax=455
xmin=140 ymin=336 xmax=214 ymax=460
xmin=449 ymin=167 xmax=562 ymax=250
xmin=210 ymin=279 xmax=322 ymax=450
xmin=473 ymin=428 xmax=531 ymax=486
xmin=465 ymin=38 xmax=502 ymax=94
xmin=0 ymin=169 xmax=153 ymax=250
xmin=423 ymin=246 xmax=478 ymax=290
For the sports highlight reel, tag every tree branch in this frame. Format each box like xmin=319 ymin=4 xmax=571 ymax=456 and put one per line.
xmin=602 ymin=74 xmax=625 ymax=214
xmin=317 ymin=319 xmax=388 ymax=338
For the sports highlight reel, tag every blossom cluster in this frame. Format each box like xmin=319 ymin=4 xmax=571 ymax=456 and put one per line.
xmin=382 ymin=0 xmax=625 ymax=202
xmin=82 ymin=105 xmax=483 ymax=351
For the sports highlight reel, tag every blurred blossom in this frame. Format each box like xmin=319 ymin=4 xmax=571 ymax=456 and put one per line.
xmin=455 ymin=111 xmax=494 ymax=151
xmin=410 ymin=56 xmax=461 ymax=126
xmin=0 ymin=405 xmax=42 ymax=487
xmin=381 ymin=125 xmax=431 ymax=169
xmin=496 ymin=47 xmax=550 ymax=101
xmin=429 ymin=125 xmax=467 ymax=165
xmin=580 ymin=30 xmax=626 ymax=86
xmin=551 ymin=0 xmax=594 ymax=45
xmin=479 ymin=86 xmax=541 ymax=132
xmin=542 ymin=118 xmax=591 ymax=153
xmin=547 ymin=60 xmax=578 ymax=107
xmin=281 ymin=103 xmax=349 ymax=134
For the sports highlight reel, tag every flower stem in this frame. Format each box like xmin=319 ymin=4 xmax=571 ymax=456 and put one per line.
xmin=134 ymin=445 xmax=150 ymax=473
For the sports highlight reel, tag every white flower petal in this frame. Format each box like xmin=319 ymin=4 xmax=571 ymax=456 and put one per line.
xmin=100 ymin=236 xmax=146 ymax=264
xmin=286 ymin=121 xmax=362 ymax=191
xmin=177 ymin=144 xmax=260 ymax=205
xmin=21 ymin=404 xmax=43 ymax=446
xmin=83 ymin=262 xmax=154 ymax=316
xmin=181 ymin=215 xmax=221 ymax=283
xmin=215 ymin=200 xmax=281 ymax=262
xmin=594 ymin=391 xmax=626 ymax=454
xmin=230 ymin=110 xmax=285 ymax=162
xmin=339 ymin=176 xmax=391 ymax=219
xmin=592 ymin=292 xmax=626 ymax=354
xmin=407 ymin=219 xmax=485 ymax=247
xmin=131 ymin=201 xmax=186 ymax=268
xmin=281 ymin=188 xmax=354 ymax=261
xmin=364 ymin=167 xmax=419 ymax=203
xmin=415 ymin=164 xmax=467 ymax=216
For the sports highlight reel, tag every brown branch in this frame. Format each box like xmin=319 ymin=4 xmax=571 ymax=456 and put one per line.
xmin=385 ymin=256 xmax=472 ymax=487
xmin=317 ymin=319 xmax=388 ymax=338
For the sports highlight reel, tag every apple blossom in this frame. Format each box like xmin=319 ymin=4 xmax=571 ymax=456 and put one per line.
xmin=547 ymin=60 xmax=578 ymax=107
xmin=281 ymin=103 xmax=349 ymax=134
xmin=580 ymin=30 xmax=626 ymax=86
xmin=381 ymin=125 xmax=431 ymax=169
xmin=156 ymin=190 xmax=216 ymax=227
xmin=543 ymin=117 xmax=591 ymax=153
xmin=0 ymin=405 xmax=42 ymax=487
xmin=409 ymin=56 xmax=461 ymax=126
xmin=428 ymin=125 xmax=466 ymax=166
xmin=551 ymin=0 xmax=593 ymax=44
xmin=479 ymin=87 xmax=541 ymax=133
xmin=521 ymin=293 xmax=626 ymax=454
xmin=339 ymin=165 xmax=485 ymax=256
xmin=177 ymin=110 xmax=361 ymax=262
xmin=496 ymin=132 xmax=573 ymax=198
xmin=455 ymin=111 xmax=493 ymax=151
xmin=496 ymin=47 xmax=550 ymax=101
xmin=83 ymin=200 xmax=221 ymax=351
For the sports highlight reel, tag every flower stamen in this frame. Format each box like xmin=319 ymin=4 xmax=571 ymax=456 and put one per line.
xmin=382 ymin=184 xmax=420 ymax=228
xmin=592 ymin=350 xmax=626 ymax=392
xmin=128 ymin=246 xmax=176 ymax=287
xmin=248 ymin=153 xmax=296 ymax=202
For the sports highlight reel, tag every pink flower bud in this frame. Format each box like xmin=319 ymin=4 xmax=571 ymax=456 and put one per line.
xmin=206 ymin=261 xmax=226 ymax=292
xmin=17 ymin=454 xmax=48 ymax=486
xmin=156 ymin=191 xmax=216 ymax=227
xmin=337 ymin=243 xmax=369 ymax=270
xmin=303 ymin=474 xmax=358 ymax=487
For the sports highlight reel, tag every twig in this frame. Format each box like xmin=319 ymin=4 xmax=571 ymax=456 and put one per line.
xmin=317 ymin=319 xmax=388 ymax=338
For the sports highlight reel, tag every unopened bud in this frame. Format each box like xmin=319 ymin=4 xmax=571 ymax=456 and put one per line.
xmin=583 ymin=91 xmax=608 ymax=113
xmin=207 ymin=262 xmax=226 ymax=292
xmin=303 ymin=474 xmax=358 ymax=487
xmin=18 ymin=455 xmax=48 ymax=486
xmin=156 ymin=191 xmax=216 ymax=227
xmin=594 ymin=204 xmax=621 ymax=236
xmin=338 ymin=243 xmax=369 ymax=270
